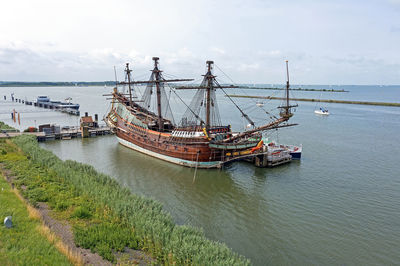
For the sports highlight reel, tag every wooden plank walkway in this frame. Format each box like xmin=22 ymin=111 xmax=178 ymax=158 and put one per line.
xmin=0 ymin=126 xmax=113 ymax=140
xmin=0 ymin=132 xmax=46 ymax=138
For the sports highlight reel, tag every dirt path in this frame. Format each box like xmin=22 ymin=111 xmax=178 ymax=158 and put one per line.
xmin=37 ymin=202 xmax=111 ymax=266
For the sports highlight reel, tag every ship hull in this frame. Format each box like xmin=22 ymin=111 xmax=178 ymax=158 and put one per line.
xmin=117 ymin=137 xmax=223 ymax=168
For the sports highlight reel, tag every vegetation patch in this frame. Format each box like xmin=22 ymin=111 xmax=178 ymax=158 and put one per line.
xmin=0 ymin=174 xmax=71 ymax=265
xmin=0 ymin=121 xmax=17 ymax=131
xmin=0 ymin=136 xmax=250 ymax=265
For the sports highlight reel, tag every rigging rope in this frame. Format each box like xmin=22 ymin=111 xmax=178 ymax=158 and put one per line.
xmin=214 ymin=64 xmax=280 ymax=122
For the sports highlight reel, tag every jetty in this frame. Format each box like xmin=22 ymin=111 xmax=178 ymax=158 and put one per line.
xmin=1 ymin=113 xmax=114 ymax=141
xmin=0 ymin=131 xmax=46 ymax=139
xmin=227 ymin=95 xmax=400 ymax=107
xmin=222 ymin=147 xmax=292 ymax=168
xmin=5 ymin=95 xmax=80 ymax=116
xmin=1 ymin=126 xmax=113 ymax=141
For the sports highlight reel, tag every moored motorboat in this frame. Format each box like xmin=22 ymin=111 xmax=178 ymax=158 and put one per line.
xmin=267 ymin=141 xmax=302 ymax=159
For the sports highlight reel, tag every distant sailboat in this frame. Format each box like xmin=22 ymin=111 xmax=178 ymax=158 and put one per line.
xmin=256 ymin=101 xmax=264 ymax=107
xmin=314 ymin=92 xmax=330 ymax=115
xmin=314 ymin=107 xmax=329 ymax=115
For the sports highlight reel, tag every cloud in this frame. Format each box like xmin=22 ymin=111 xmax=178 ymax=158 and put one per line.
xmin=388 ymin=0 xmax=400 ymax=5
xmin=390 ymin=25 xmax=400 ymax=32
xmin=238 ymin=63 xmax=260 ymax=71
xmin=258 ymin=50 xmax=282 ymax=57
xmin=0 ymin=42 xmax=202 ymax=81
xmin=388 ymin=0 xmax=400 ymax=11
xmin=210 ymin=47 xmax=226 ymax=55
xmin=324 ymin=55 xmax=385 ymax=66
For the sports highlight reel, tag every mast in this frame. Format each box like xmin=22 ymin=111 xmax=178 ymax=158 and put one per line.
xmin=223 ymin=60 xmax=298 ymax=143
xmin=278 ymin=60 xmax=297 ymax=119
xmin=125 ymin=63 xmax=133 ymax=106
xmin=176 ymin=60 xmax=254 ymax=129
xmin=205 ymin=61 xmax=214 ymax=129
xmin=152 ymin=57 xmax=163 ymax=131
xmin=118 ymin=58 xmax=193 ymax=132
xmin=286 ymin=60 xmax=290 ymax=112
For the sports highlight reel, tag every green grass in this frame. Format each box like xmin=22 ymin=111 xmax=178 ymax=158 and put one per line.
xmin=0 ymin=175 xmax=71 ymax=266
xmin=0 ymin=136 xmax=250 ymax=265
xmin=0 ymin=139 xmax=133 ymax=263
xmin=0 ymin=121 xmax=18 ymax=131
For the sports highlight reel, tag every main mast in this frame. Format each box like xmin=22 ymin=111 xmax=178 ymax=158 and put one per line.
xmin=118 ymin=57 xmax=194 ymax=132
xmin=125 ymin=63 xmax=133 ymax=106
xmin=176 ymin=60 xmax=252 ymax=129
xmin=152 ymin=57 xmax=163 ymax=131
xmin=205 ymin=61 xmax=214 ymax=129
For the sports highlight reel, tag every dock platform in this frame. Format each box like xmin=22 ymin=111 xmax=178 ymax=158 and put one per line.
xmin=222 ymin=147 xmax=292 ymax=168
xmin=1 ymin=126 xmax=113 ymax=141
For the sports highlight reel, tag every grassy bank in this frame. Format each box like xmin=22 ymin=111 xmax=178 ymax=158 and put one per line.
xmin=0 ymin=122 xmax=18 ymax=131
xmin=0 ymin=136 xmax=250 ymax=265
xmin=227 ymin=95 xmax=400 ymax=107
xmin=0 ymin=172 xmax=71 ymax=265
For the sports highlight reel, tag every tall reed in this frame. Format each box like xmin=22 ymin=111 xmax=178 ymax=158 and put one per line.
xmin=12 ymin=135 xmax=250 ymax=265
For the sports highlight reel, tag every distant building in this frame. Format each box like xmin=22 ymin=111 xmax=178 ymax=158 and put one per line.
xmin=80 ymin=116 xmax=94 ymax=128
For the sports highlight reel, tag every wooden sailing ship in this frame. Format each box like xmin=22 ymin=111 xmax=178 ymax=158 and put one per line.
xmin=105 ymin=57 xmax=297 ymax=168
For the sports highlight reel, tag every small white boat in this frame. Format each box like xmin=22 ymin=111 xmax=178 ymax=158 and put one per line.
xmin=256 ymin=101 xmax=264 ymax=107
xmin=314 ymin=107 xmax=329 ymax=115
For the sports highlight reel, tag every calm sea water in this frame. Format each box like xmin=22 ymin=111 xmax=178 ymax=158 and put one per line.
xmin=1 ymin=85 xmax=400 ymax=265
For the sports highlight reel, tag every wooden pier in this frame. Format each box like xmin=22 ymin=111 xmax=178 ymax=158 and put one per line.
xmin=222 ymin=147 xmax=292 ymax=168
xmin=6 ymin=97 xmax=80 ymax=116
xmin=0 ymin=131 xmax=46 ymax=139
xmin=1 ymin=126 xmax=114 ymax=141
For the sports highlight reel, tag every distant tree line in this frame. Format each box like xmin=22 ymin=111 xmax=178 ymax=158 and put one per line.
xmin=0 ymin=81 xmax=116 ymax=87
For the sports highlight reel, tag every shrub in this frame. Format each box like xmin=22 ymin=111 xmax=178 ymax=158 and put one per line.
xmin=71 ymin=206 xmax=91 ymax=219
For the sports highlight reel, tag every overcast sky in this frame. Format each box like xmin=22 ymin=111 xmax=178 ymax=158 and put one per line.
xmin=0 ymin=0 xmax=399 ymax=84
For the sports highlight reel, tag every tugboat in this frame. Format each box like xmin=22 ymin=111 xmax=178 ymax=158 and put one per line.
xmin=105 ymin=58 xmax=297 ymax=168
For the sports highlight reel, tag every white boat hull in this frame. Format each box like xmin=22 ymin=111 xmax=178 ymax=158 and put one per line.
xmin=314 ymin=110 xmax=329 ymax=115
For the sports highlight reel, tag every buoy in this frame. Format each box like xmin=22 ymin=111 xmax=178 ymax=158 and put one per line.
xmin=4 ymin=216 xmax=12 ymax=228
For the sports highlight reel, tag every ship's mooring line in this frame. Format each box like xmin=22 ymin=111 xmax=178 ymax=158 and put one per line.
xmin=192 ymin=151 xmax=200 ymax=184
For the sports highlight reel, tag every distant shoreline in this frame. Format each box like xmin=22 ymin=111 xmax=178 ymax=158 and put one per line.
xmin=0 ymin=81 xmax=116 ymax=87
xmin=239 ymin=87 xmax=349 ymax=92
xmin=227 ymin=95 xmax=400 ymax=107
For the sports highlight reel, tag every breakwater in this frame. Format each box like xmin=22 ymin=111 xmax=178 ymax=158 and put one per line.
xmin=241 ymin=87 xmax=349 ymax=92
xmin=227 ymin=95 xmax=400 ymax=107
